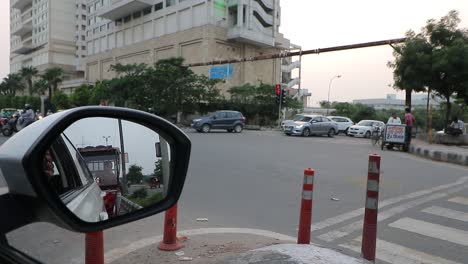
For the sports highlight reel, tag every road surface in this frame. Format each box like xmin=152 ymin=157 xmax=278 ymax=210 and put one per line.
xmin=2 ymin=130 xmax=467 ymax=264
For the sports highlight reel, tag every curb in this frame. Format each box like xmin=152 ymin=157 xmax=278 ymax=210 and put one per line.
xmin=409 ymin=145 xmax=468 ymax=166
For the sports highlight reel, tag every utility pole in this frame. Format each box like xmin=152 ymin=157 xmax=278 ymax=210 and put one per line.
xmin=118 ymin=119 xmax=127 ymax=195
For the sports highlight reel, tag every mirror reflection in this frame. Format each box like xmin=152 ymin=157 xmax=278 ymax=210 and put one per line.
xmin=43 ymin=117 xmax=172 ymax=222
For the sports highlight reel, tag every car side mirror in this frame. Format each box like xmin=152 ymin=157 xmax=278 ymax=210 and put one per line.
xmin=0 ymin=106 xmax=191 ymax=233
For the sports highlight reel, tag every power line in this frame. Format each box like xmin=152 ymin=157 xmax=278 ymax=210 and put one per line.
xmin=186 ymin=38 xmax=406 ymax=67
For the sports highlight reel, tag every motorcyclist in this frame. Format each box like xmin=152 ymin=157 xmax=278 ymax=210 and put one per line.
xmin=18 ymin=104 xmax=36 ymax=128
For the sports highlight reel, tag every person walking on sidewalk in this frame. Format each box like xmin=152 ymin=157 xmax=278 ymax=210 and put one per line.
xmin=404 ymin=107 xmax=415 ymax=146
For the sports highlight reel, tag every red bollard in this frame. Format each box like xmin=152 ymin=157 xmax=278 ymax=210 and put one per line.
xmin=85 ymin=231 xmax=104 ymax=264
xmin=297 ymin=168 xmax=314 ymax=244
xmin=361 ymin=154 xmax=381 ymax=261
xmin=158 ymin=203 xmax=183 ymax=251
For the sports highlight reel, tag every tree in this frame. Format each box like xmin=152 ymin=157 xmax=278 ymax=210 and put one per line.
xmin=20 ymin=66 xmax=38 ymax=95
xmin=0 ymin=73 xmax=24 ymax=96
xmin=389 ymin=10 xmax=468 ymax=126
xmin=388 ymin=31 xmax=431 ymax=110
xmin=89 ymin=81 xmax=112 ymax=105
xmin=70 ymin=84 xmax=92 ymax=106
xmin=127 ymin=164 xmax=144 ymax=184
xmin=42 ymin=67 xmax=64 ymax=98
xmin=33 ymin=79 xmax=49 ymax=95
xmin=52 ymin=90 xmax=70 ymax=109
xmin=153 ymin=160 xmax=163 ymax=182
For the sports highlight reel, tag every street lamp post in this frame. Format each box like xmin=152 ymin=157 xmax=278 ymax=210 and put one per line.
xmin=327 ymin=75 xmax=342 ymax=115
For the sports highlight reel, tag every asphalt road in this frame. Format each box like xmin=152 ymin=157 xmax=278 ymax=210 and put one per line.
xmin=2 ymin=130 xmax=468 ymax=264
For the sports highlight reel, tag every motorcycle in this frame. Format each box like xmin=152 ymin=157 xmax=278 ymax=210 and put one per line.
xmin=2 ymin=113 xmax=20 ymax=137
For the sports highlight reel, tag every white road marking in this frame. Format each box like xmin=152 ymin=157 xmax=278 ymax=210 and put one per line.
xmin=340 ymin=236 xmax=460 ymax=264
xmin=389 ymin=218 xmax=468 ymax=247
xmin=422 ymin=206 xmax=468 ymax=222
xmin=104 ymin=228 xmax=296 ymax=264
xmin=448 ymin=196 xmax=468 ymax=206
xmin=311 ymin=176 xmax=468 ymax=232
xmin=317 ymin=184 xmax=468 ymax=242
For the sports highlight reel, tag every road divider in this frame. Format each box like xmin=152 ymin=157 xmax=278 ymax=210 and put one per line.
xmin=86 ymin=231 xmax=104 ymax=264
xmin=158 ymin=203 xmax=183 ymax=251
xmin=361 ymin=154 xmax=381 ymax=261
xmin=298 ymin=168 xmax=314 ymax=244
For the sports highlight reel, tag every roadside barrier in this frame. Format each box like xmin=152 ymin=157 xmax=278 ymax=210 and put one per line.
xmin=85 ymin=231 xmax=104 ymax=264
xmin=297 ymin=168 xmax=314 ymax=244
xmin=361 ymin=154 xmax=381 ymax=261
xmin=158 ymin=203 xmax=183 ymax=251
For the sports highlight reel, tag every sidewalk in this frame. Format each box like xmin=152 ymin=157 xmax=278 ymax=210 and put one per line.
xmin=409 ymin=139 xmax=468 ymax=166
xmin=107 ymin=230 xmax=367 ymax=264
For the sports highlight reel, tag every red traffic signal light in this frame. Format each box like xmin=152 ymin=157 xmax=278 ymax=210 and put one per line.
xmin=275 ymin=84 xmax=281 ymax=95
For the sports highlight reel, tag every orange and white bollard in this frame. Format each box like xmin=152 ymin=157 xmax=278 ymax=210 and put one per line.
xmin=361 ymin=154 xmax=381 ymax=261
xmin=85 ymin=231 xmax=104 ymax=264
xmin=158 ymin=203 xmax=183 ymax=251
xmin=297 ymin=168 xmax=314 ymax=244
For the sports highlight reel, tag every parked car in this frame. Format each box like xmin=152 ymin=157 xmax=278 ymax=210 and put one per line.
xmin=327 ymin=116 xmax=354 ymax=135
xmin=348 ymin=120 xmax=385 ymax=138
xmin=281 ymin=114 xmax=306 ymax=129
xmin=283 ymin=115 xmax=338 ymax=137
xmin=191 ymin=110 xmax=246 ymax=133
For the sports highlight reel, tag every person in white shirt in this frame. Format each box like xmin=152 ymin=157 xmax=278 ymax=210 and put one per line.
xmin=446 ymin=116 xmax=464 ymax=136
xmin=387 ymin=112 xmax=402 ymax=124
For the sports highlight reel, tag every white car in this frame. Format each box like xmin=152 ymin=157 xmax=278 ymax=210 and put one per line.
xmin=327 ymin=116 xmax=353 ymax=135
xmin=348 ymin=120 xmax=385 ymax=138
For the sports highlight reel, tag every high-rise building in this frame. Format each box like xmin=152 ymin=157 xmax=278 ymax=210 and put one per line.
xmin=10 ymin=0 xmax=303 ymax=96
xmin=85 ymin=0 xmax=294 ymax=94
xmin=10 ymin=0 xmax=85 ymax=84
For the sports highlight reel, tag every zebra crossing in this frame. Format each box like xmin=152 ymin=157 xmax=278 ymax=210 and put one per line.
xmin=334 ymin=195 xmax=468 ymax=263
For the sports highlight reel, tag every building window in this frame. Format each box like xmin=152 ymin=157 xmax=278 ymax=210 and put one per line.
xmin=115 ymin=19 xmax=122 ymax=26
xmin=82 ymin=46 xmax=86 ymax=50
xmin=100 ymin=25 xmax=106 ymax=31
xmin=133 ymin=11 xmax=141 ymax=19
xmin=82 ymin=25 xmax=86 ymax=30
xmin=82 ymin=35 xmax=86 ymax=41
xmin=82 ymin=4 xmax=86 ymax=10
xmin=154 ymin=2 xmax=163 ymax=11
xmin=82 ymin=15 xmax=86 ymax=20
xmin=166 ymin=0 xmax=176 ymax=7
xmin=123 ymin=15 xmax=131 ymax=23
xmin=93 ymin=28 xmax=98 ymax=34
xmin=143 ymin=7 xmax=152 ymax=15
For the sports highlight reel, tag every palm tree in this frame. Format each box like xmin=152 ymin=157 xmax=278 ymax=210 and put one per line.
xmin=42 ymin=67 xmax=64 ymax=98
xmin=33 ymin=79 xmax=49 ymax=95
xmin=1 ymin=73 xmax=24 ymax=96
xmin=19 ymin=66 xmax=38 ymax=95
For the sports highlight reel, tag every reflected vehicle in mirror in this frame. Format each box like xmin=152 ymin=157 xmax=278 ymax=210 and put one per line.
xmin=58 ymin=117 xmax=173 ymax=222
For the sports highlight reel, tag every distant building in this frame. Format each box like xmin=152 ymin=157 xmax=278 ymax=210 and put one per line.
xmin=352 ymin=94 xmax=441 ymax=110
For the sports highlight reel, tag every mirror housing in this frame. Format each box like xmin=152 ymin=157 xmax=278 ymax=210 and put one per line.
xmin=0 ymin=106 xmax=191 ymax=233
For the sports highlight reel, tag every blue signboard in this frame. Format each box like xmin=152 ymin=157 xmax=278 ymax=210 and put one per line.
xmin=209 ymin=64 xmax=234 ymax=79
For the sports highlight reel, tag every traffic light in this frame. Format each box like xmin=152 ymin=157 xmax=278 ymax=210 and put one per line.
xmin=281 ymin=89 xmax=287 ymax=105
xmin=275 ymin=84 xmax=281 ymax=95
xmin=276 ymin=91 xmax=281 ymax=105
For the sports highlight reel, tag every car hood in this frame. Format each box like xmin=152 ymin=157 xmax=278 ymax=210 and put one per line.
xmin=350 ymin=125 xmax=370 ymax=129
xmin=288 ymin=121 xmax=308 ymax=126
xmin=192 ymin=116 xmax=210 ymax=122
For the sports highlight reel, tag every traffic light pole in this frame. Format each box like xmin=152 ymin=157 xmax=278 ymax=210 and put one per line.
xmin=278 ymin=91 xmax=282 ymax=127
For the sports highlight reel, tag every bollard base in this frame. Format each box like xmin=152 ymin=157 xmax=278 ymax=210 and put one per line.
xmin=158 ymin=240 xmax=184 ymax=251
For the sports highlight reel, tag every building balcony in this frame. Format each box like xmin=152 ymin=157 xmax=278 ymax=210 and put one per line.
xmin=11 ymin=39 xmax=34 ymax=54
xmin=228 ymin=26 xmax=275 ymax=47
xmin=97 ymin=0 xmax=153 ymax=20
xmin=11 ymin=0 xmax=32 ymax=11
xmin=11 ymin=17 xmax=32 ymax=36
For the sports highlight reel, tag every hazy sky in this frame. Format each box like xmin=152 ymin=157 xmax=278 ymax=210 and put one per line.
xmin=1 ymin=0 xmax=467 ymax=105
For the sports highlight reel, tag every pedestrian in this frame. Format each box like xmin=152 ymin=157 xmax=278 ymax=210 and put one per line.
xmin=446 ymin=116 xmax=464 ymax=136
xmin=404 ymin=107 xmax=415 ymax=144
xmin=387 ymin=112 xmax=401 ymax=124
